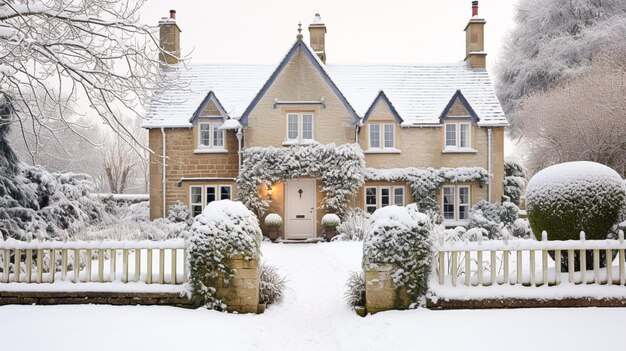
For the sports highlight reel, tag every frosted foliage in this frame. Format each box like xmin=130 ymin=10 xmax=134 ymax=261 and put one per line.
xmin=526 ymin=161 xmax=626 ymax=241
xmin=321 ymin=214 xmax=340 ymax=227
xmin=0 ymin=163 xmax=102 ymax=240
xmin=264 ymin=213 xmax=282 ymax=227
xmin=363 ymin=204 xmax=433 ymax=301
xmin=186 ymin=200 xmax=262 ymax=309
xmin=468 ymin=200 xmax=519 ymax=239
xmin=259 ymin=263 xmax=286 ymax=305
xmin=496 ymin=0 xmax=626 ymax=133
xmin=336 ymin=208 xmax=370 ymax=241
xmin=238 ymin=144 xmax=364 ymax=216
xmin=365 ymin=167 xmax=489 ymax=211
xmin=504 ymin=160 xmax=526 ymax=206
xmin=167 ymin=200 xmax=192 ymax=224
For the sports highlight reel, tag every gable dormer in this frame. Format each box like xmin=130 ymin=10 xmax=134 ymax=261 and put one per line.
xmin=190 ymin=91 xmax=230 ymax=153
xmin=361 ymin=91 xmax=402 ymax=154
xmin=440 ymin=90 xmax=479 ymax=153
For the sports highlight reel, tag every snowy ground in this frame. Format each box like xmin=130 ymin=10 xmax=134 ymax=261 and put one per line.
xmin=1 ymin=241 xmax=626 ymax=350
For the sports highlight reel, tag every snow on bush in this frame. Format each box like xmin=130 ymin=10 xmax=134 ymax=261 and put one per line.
xmin=167 ymin=200 xmax=192 ymax=224
xmin=503 ymin=160 xmax=526 ymax=206
xmin=186 ymin=200 xmax=262 ymax=309
xmin=468 ymin=200 xmax=519 ymax=239
xmin=363 ymin=204 xmax=434 ymax=302
xmin=344 ymin=271 xmax=365 ymax=308
xmin=321 ymin=213 xmax=340 ymax=227
xmin=527 ymin=162 xmax=626 ymax=270
xmin=335 ymin=208 xmax=370 ymax=241
xmin=512 ymin=218 xmax=532 ymax=239
xmin=364 ymin=167 xmax=489 ymax=212
xmin=238 ymin=143 xmax=364 ymax=216
xmin=259 ymin=263 xmax=286 ymax=305
xmin=264 ymin=213 xmax=283 ymax=227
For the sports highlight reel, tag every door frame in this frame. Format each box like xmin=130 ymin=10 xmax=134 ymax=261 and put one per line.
xmin=284 ymin=178 xmax=317 ymax=239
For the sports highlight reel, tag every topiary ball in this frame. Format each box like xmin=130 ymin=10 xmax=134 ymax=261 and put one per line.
xmin=526 ymin=162 xmax=626 ymax=270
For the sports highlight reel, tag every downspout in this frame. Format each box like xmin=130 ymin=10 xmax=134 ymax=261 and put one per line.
xmin=487 ymin=127 xmax=493 ymax=203
xmin=236 ymin=127 xmax=243 ymax=174
xmin=161 ymin=127 xmax=167 ymax=218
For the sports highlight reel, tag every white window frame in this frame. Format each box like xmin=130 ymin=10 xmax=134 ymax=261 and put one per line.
xmin=190 ymin=186 xmax=204 ymax=217
xmin=368 ymin=123 xmax=395 ymax=150
xmin=441 ymin=185 xmax=471 ymax=223
xmin=285 ymin=113 xmax=315 ymax=143
xmin=189 ymin=184 xmax=234 ymax=215
xmin=364 ymin=185 xmax=405 ymax=214
xmin=197 ymin=122 xmax=226 ymax=149
xmin=444 ymin=122 xmax=471 ymax=149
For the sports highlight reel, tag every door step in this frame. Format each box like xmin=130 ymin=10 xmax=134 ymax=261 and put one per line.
xmin=274 ymin=237 xmax=324 ymax=244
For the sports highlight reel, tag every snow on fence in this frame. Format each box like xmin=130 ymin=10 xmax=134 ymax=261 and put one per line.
xmin=435 ymin=231 xmax=626 ymax=287
xmin=0 ymin=239 xmax=187 ymax=285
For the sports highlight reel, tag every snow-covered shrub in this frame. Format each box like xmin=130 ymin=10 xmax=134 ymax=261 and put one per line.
xmin=259 ymin=263 xmax=286 ymax=305
xmin=503 ymin=160 xmax=526 ymax=206
xmin=527 ymin=162 xmax=626 ymax=269
xmin=167 ymin=200 xmax=192 ymax=224
xmin=363 ymin=204 xmax=434 ymax=303
xmin=468 ymin=200 xmax=519 ymax=239
xmin=364 ymin=167 xmax=490 ymax=212
xmin=238 ymin=143 xmax=364 ymax=216
xmin=186 ymin=200 xmax=262 ymax=309
xmin=344 ymin=271 xmax=365 ymax=308
xmin=512 ymin=218 xmax=532 ymax=239
xmin=264 ymin=213 xmax=283 ymax=227
xmin=321 ymin=213 xmax=340 ymax=227
xmin=336 ymin=208 xmax=370 ymax=241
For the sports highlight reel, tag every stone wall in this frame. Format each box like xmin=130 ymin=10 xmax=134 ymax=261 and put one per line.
xmin=216 ymin=256 xmax=260 ymax=314
xmin=364 ymin=263 xmax=411 ymax=314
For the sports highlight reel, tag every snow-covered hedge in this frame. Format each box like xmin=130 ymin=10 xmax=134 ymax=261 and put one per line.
xmin=468 ymin=200 xmax=519 ymax=239
xmin=363 ymin=204 xmax=434 ymax=302
xmin=186 ymin=200 xmax=262 ymax=309
xmin=321 ymin=213 xmax=340 ymax=227
xmin=503 ymin=160 xmax=526 ymax=206
xmin=527 ymin=161 xmax=626 ymax=241
xmin=238 ymin=143 xmax=365 ymax=216
xmin=167 ymin=200 xmax=192 ymax=224
xmin=264 ymin=213 xmax=283 ymax=227
xmin=364 ymin=167 xmax=489 ymax=212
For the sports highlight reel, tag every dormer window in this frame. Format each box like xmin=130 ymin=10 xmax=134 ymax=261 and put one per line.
xmin=444 ymin=123 xmax=471 ymax=150
xmin=285 ymin=113 xmax=314 ymax=144
xmin=198 ymin=122 xmax=225 ymax=149
xmin=369 ymin=123 xmax=395 ymax=149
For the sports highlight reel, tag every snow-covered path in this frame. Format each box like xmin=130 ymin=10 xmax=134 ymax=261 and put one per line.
xmin=2 ymin=241 xmax=626 ymax=350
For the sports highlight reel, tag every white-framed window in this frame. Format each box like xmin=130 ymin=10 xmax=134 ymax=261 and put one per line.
xmin=442 ymin=185 xmax=471 ymax=222
xmin=364 ymin=186 xmax=405 ymax=214
xmin=285 ymin=113 xmax=314 ymax=142
xmin=444 ymin=123 xmax=471 ymax=149
xmin=198 ymin=122 xmax=225 ymax=149
xmin=189 ymin=184 xmax=233 ymax=217
xmin=368 ymin=123 xmax=395 ymax=149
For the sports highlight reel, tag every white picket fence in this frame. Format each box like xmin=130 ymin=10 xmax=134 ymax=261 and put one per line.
xmin=0 ymin=239 xmax=187 ymax=285
xmin=435 ymin=231 xmax=626 ymax=287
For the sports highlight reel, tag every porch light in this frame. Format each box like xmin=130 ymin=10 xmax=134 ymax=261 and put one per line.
xmin=267 ymin=185 xmax=273 ymax=200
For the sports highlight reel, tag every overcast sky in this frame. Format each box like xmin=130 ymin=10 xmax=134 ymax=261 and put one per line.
xmin=139 ymin=0 xmax=518 ymax=69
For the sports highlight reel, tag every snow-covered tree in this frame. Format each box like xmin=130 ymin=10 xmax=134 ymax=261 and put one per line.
xmin=515 ymin=63 xmax=626 ymax=178
xmin=496 ymin=0 xmax=626 ymax=135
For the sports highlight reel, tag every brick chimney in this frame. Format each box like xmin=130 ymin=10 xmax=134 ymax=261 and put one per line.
xmin=158 ymin=10 xmax=181 ymax=65
xmin=464 ymin=1 xmax=486 ymax=69
xmin=308 ymin=13 xmax=327 ymax=64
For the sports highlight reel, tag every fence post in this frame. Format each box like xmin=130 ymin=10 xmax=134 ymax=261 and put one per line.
xmin=580 ymin=232 xmax=586 ymax=284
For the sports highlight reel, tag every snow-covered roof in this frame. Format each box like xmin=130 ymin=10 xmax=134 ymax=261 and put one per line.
xmin=143 ymin=61 xmax=507 ymax=128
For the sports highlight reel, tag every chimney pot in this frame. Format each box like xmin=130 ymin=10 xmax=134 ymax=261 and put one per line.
xmin=472 ymin=1 xmax=479 ymax=17
xmin=170 ymin=9 xmax=176 ymax=19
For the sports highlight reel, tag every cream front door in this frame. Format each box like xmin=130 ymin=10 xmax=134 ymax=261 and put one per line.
xmin=285 ymin=179 xmax=316 ymax=239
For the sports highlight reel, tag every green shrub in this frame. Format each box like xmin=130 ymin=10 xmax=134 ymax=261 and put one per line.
xmin=526 ymin=161 xmax=626 ymax=270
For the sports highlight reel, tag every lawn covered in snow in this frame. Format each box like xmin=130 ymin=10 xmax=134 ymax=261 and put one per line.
xmin=1 ymin=241 xmax=625 ymax=351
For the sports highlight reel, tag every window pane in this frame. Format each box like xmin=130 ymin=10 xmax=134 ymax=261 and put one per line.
xmin=191 ymin=187 xmax=202 ymax=204
xmin=381 ymin=188 xmax=390 ymax=207
xmin=213 ymin=123 xmax=224 ymax=147
xmin=192 ymin=205 xmax=203 ymax=217
xmin=460 ymin=124 xmax=470 ymax=148
xmin=220 ymin=186 xmax=231 ymax=200
xmin=200 ymin=124 xmax=211 ymax=146
xmin=394 ymin=187 xmax=404 ymax=206
xmin=445 ymin=124 xmax=457 ymax=147
xmin=384 ymin=124 xmax=394 ymax=148
xmin=302 ymin=114 xmax=313 ymax=140
xmin=458 ymin=187 xmax=470 ymax=205
xmin=206 ymin=186 xmax=216 ymax=204
xmin=443 ymin=187 xmax=455 ymax=220
xmin=370 ymin=124 xmax=380 ymax=148
xmin=366 ymin=187 xmax=377 ymax=205
xmin=287 ymin=114 xmax=298 ymax=140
